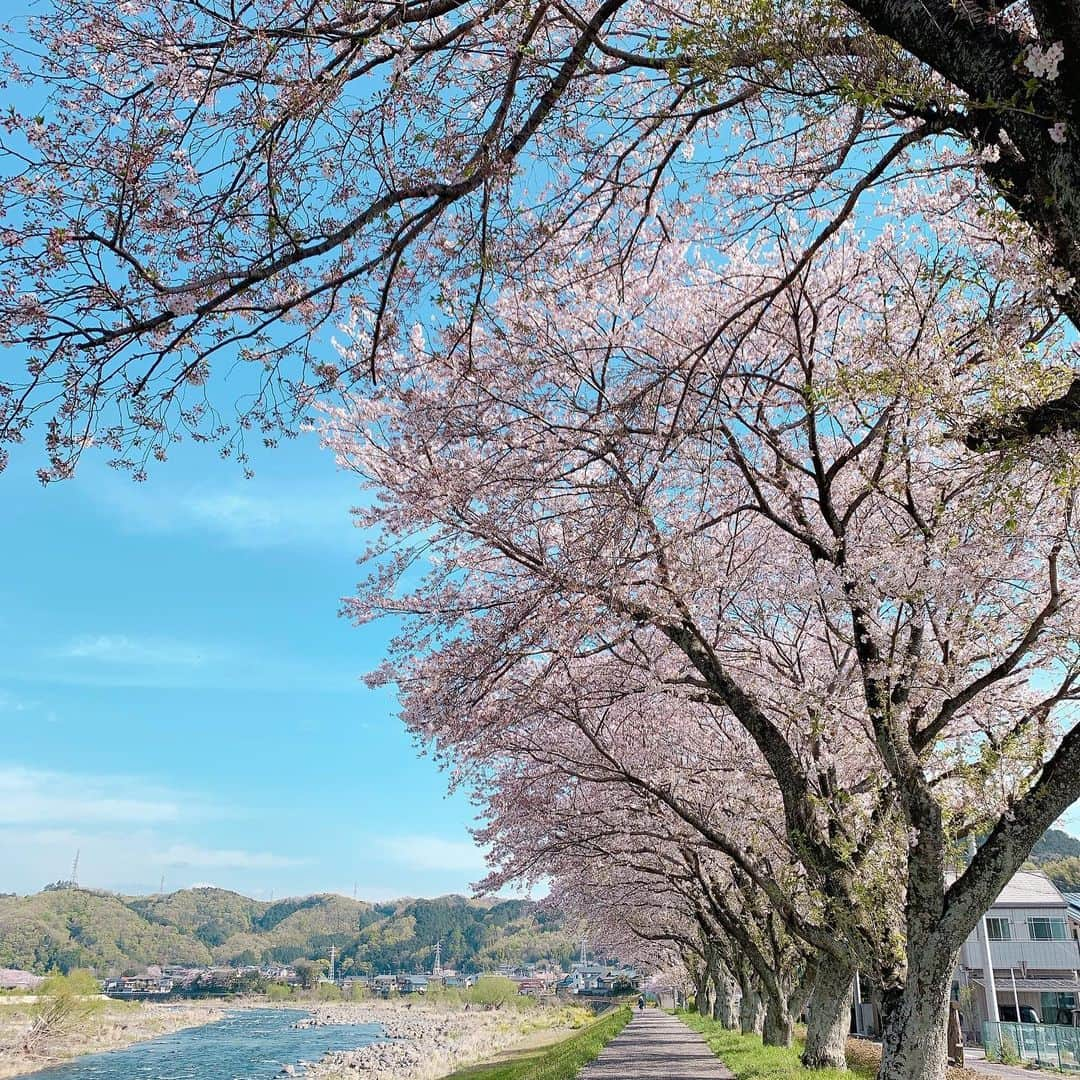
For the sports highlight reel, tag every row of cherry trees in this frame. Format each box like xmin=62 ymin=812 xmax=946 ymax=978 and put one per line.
xmin=321 ymin=186 xmax=1080 ymax=1080
xmin=3 ymin=2 xmax=1080 ymax=1079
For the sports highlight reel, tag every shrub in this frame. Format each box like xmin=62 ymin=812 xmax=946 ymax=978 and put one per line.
xmin=23 ymin=970 xmax=102 ymax=1054
xmin=465 ymin=976 xmax=526 ymax=1008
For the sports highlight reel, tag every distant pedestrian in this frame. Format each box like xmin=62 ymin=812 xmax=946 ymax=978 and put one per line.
xmin=637 ymin=995 xmax=645 ymax=1010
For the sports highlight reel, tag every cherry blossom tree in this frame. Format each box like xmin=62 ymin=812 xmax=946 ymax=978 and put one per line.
xmin=476 ymin=749 xmax=826 ymax=1048
xmin=325 ymin=209 xmax=1080 ymax=1079
xmin=446 ymin=652 xmax=863 ymax=1062
xmin=3 ymin=0 xmax=1079 ymax=477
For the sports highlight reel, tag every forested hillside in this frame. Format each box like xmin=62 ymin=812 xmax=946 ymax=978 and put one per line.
xmin=0 ymin=886 xmax=576 ymax=976
xmin=1029 ymin=828 xmax=1080 ymax=893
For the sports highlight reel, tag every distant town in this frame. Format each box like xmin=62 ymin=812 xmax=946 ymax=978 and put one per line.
xmin=0 ymin=952 xmax=643 ymax=1004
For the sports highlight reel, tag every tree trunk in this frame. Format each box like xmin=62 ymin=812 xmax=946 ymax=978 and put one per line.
xmin=876 ymin=947 xmax=956 ymax=1080
xmin=695 ymin=967 xmax=711 ymax=1016
xmin=802 ymin=952 xmax=855 ymax=1070
xmin=740 ymin=987 xmax=765 ymax=1036
xmin=711 ymin=962 xmax=739 ymax=1029
xmin=762 ymin=996 xmax=794 ymax=1048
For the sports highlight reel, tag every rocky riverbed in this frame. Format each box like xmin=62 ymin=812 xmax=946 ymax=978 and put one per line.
xmin=293 ymin=1002 xmax=576 ymax=1080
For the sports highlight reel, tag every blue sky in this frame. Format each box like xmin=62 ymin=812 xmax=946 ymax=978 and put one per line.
xmin=0 ymin=3 xmax=1077 ymax=904
xmin=3 ymin=430 xmax=1078 ymax=903
xmin=0 ymin=432 xmax=492 ymax=901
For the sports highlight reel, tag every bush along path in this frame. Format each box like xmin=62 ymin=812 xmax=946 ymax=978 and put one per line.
xmin=575 ymin=1009 xmax=734 ymax=1080
xmin=447 ymin=1005 xmax=631 ymax=1080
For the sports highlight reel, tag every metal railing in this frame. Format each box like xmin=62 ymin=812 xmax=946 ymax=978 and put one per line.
xmin=983 ymin=1021 xmax=1080 ymax=1071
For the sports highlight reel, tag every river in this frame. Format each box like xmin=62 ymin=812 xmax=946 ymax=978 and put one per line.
xmin=26 ymin=1008 xmax=383 ymax=1080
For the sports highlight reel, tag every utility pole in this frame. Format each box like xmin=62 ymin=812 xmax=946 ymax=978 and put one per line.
xmin=329 ymin=945 xmax=336 ymax=982
xmin=970 ymin=836 xmax=1000 ymax=1023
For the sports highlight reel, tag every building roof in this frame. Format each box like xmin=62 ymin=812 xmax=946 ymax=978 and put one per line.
xmin=988 ymin=869 xmax=1066 ymax=908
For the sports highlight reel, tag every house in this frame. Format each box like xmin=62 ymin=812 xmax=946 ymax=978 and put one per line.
xmin=397 ymin=974 xmax=429 ymax=994
xmin=1063 ymin=892 xmax=1080 ymax=938
xmin=956 ymin=869 xmax=1080 ymax=1033
xmin=443 ymin=973 xmax=476 ymax=989
xmin=103 ymin=975 xmax=172 ymax=998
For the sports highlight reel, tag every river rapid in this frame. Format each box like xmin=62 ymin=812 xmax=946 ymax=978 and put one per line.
xmin=26 ymin=1009 xmax=382 ymax=1080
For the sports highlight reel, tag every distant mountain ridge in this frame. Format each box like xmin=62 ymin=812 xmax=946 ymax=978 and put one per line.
xmin=0 ymin=886 xmax=577 ymax=977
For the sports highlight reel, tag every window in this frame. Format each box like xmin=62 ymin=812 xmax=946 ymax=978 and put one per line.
xmin=1041 ymin=992 xmax=1077 ymax=1026
xmin=1027 ymin=917 xmax=1068 ymax=941
xmin=986 ymin=917 xmax=1011 ymax=941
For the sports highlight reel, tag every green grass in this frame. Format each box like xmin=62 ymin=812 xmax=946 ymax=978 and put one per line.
xmin=677 ymin=1011 xmax=875 ymax=1080
xmin=448 ymin=1006 xmax=632 ymax=1080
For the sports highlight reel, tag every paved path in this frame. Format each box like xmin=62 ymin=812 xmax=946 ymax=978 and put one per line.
xmin=963 ymin=1046 xmax=1048 ymax=1080
xmin=578 ymin=1009 xmax=735 ymax=1079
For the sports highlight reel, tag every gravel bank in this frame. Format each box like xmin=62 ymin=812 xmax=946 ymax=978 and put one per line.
xmin=295 ymin=1002 xmax=577 ymax=1080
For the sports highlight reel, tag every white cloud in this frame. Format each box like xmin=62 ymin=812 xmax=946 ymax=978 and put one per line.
xmin=378 ymin=835 xmax=489 ymax=873
xmin=96 ymin=481 xmax=357 ymax=551
xmin=57 ymin=634 xmax=213 ymax=667
xmin=0 ymin=766 xmax=187 ymax=826
xmin=149 ymin=843 xmax=310 ymax=870
xmin=0 ymin=691 xmax=33 ymax=712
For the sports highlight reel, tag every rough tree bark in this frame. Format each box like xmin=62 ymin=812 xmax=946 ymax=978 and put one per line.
xmin=738 ymin=969 xmax=766 ymax=1037
xmin=695 ymin=964 xmax=712 ymax=1017
xmin=763 ymin=996 xmax=795 ymax=1048
xmin=802 ymin=952 xmax=855 ymax=1070
xmin=710 ymin=959 xmax=740 ymax=1029
xmin=876 ymin=946 xmax=957 ymax=1080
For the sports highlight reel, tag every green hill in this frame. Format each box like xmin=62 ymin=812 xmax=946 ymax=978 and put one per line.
xmin=1028 ymin=828 xmax=1080 ymax=893
xmin=1031 ymin=828 xmax=1080 ymax=863
xmin=0 ymin=889 xmax=212 ymax=973
xmin=0 ymin=886 xmax=575 ymax=977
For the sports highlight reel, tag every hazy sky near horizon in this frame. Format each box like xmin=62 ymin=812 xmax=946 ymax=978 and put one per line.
xmin=1 ymin=431 xmax=498 ymax=901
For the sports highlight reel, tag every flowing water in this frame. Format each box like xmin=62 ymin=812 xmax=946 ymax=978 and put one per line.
xmin=27 ymin=1008 xmax=383 ymax=1080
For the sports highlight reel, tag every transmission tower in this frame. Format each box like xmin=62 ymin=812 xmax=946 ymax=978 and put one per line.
xmin=70 ymin=849 xmax=80 ymax=887
xmin=433 ymin=941 xmax=442 ymax=977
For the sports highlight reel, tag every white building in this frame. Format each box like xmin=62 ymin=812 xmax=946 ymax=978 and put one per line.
xmin=957 ymin=869 xmax=1080 ymax=1033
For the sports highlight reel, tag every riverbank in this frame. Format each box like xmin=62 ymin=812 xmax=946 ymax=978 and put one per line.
xmin=0 ymin=998 xmax=228 ymax=1078
xmin=0 ymin=997 xmax=592 ymax=1080
xmin=295 ymin=1000 xmax=592 ymax=1080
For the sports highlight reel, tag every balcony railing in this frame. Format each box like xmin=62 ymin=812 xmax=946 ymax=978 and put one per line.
xmin=961 ymin=938 xmax=1080 ymax=970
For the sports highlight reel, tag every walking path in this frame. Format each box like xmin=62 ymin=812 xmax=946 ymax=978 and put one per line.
xmin=963 ymin=1046 xmax=1050 ymax=1080
xmin=578 ymin=1009 xmax=734 ymax=1079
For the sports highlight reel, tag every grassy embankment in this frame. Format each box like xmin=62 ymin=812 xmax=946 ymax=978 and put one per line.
xmin=677 ymin=1012 xmax=979 ymax=1080
xmin=447 ymin=1005 xmax=632 ymax=1080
